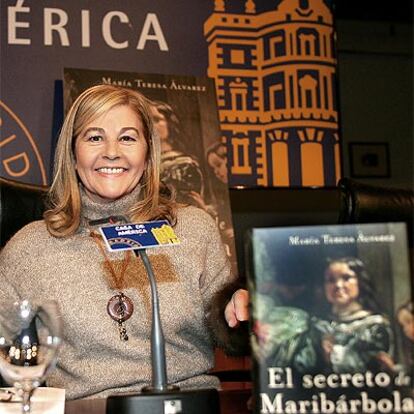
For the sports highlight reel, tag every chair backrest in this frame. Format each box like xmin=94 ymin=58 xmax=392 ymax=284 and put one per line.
xmin=0 ymin=177 xmax=48 ymax=248
xmin=338 ymin=177 xmax=414 ymax=246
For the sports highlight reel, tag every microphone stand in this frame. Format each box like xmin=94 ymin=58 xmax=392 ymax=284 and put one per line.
xmin=135 ymin=249 xmax=174 ymax=392
xmin=103 ymin=219 xmax=220 ymax=414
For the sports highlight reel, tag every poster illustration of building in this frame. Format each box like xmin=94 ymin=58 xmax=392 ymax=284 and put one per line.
xmin=64 ymin=68 xmax=238 ymax=273
xmin=205 ymin=0 xmax=340 ymax=187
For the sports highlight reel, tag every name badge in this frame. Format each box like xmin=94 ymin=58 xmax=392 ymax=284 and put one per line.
xmin=99 ymin=220 xmax=180 ymax=251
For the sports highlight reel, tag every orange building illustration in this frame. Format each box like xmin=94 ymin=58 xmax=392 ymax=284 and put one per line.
xmin=204 ymin=0 xmax=341 ymax=187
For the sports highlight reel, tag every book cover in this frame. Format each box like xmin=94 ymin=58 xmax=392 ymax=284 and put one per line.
xmin=63 ymin=68 xmax=237 ymax=273
xmin=247 ymin=223 xmax=413 ymax=413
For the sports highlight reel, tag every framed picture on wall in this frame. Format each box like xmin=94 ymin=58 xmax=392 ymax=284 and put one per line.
xmin=349 ymin=142 xmax=391 ymax=178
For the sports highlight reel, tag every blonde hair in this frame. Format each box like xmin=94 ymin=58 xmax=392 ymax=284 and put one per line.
xmin=44 ymin=84 xmax=176 ymax=237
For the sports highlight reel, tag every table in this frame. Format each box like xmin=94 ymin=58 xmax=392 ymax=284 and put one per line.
xmin=65 ymin=389 xmax=252 ymax=414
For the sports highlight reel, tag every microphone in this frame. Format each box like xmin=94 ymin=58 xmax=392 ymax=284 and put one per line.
xmin=93 ymin=217 xmax=221 ymax=414
xmin=136 ymin=248 xmax=171 ymax=393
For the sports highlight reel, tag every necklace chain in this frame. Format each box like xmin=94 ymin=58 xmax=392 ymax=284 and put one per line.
xmin=90 ymin=231 xmax=132 ymax=289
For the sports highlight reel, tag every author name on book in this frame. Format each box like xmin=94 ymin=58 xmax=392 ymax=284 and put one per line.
xmin=289 ymin=232 xmax=396 ymax=246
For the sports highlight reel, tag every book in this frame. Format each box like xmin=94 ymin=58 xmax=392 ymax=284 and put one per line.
xmin=246 ymin=223 xmax=413 ymax=413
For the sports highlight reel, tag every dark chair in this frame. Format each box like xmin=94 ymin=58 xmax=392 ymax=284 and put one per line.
xmin=338 ymin=177 xmax=414 ymax=246
xmin=0 ymin=178 xmax=47 ymax=386
xmin=0 ymin=177 xmax=47 ymax=248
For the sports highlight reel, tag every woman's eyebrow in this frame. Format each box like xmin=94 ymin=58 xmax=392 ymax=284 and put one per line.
xmin=119 ymin=127 xmax=141 ymax=134
xmin=82 ymin=127 xmax=105 ymax=135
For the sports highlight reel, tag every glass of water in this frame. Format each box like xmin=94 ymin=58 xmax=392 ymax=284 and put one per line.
xmin=0 ymin=300 xmax=62 ymax=413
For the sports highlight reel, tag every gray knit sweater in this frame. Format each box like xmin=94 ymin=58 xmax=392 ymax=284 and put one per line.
xmin=0 ymin=187 xmax=234 ymax=399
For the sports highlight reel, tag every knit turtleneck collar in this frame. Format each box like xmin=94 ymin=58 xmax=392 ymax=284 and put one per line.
xmin=80 ymin=185 xmax=142 ymax=229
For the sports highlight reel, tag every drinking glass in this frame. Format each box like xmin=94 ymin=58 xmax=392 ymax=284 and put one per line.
xmin=0 ymin=300 xmax=62 ymax=413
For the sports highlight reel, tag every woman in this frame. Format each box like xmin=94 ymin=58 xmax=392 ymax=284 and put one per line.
xmin=397 ymin=301 xmax=414 ymax=343
xmin=315 ymin=257 xmax=394 ymax=373
xmin=0 ymin=85 xmax=248 ymax=399
xmin=252 ymin=257 xmax=393 ymax=375
xmin=206 ymin=142 xmax=228 ymax=185
xmin=150 ymin=100 xmax=181 ymax=154
xmin=396 ymin=301 xmax=414 ymax=377
xmin=150 ymin=100 xmax=207 ymax=209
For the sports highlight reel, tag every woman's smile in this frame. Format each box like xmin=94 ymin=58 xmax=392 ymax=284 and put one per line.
xmin=95 ymin=167 xmax=127 ymax=174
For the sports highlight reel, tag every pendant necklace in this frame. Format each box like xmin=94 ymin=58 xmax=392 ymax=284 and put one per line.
xmin=90 ymin=231 xmax=134 ymax=341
